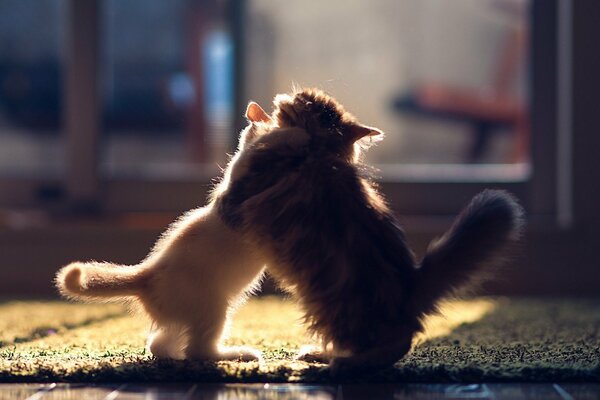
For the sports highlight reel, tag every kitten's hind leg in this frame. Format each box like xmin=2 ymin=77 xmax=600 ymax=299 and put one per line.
xmin=147 ymin=326 xmax=186 ymax=360
xmin=185 ymin=314 xmax=262 ymax=362
xmin=329 ymin=338 xmax=412 ymax=377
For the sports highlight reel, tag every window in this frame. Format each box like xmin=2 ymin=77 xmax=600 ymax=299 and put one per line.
xmin=101 ymin=0 xmax=234 ymax=179
xmin=0 ymin=0 xmax=66 ymax=209
xmin=245 ymin=0 xmax=554 ymax=217
xmin=2 ymin=0 xmax=593 ymax=297
xmin=0 ymin=0 xmax=559 ymax=219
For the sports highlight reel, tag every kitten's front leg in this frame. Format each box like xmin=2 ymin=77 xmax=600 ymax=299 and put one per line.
xmin=329 ymin=339 xmax=412 ymax=377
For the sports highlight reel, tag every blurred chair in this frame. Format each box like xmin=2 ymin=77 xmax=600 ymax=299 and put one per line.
xmin=393 ymin=1 xmax=529 ymax=163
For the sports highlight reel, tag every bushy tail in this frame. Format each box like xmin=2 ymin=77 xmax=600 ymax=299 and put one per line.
xmin=55 ymin=262 xmax=148 ymax=300
xmin=414 ymin=190 xmax=524 ymax=313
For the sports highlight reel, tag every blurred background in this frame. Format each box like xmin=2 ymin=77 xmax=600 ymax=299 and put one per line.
xmin=0 ymin=0 xmax=598 ymax=297
xmin=0 ymin=0 xmax=530 ymax=177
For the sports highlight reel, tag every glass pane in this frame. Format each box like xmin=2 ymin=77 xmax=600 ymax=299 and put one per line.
xmin=101 ymin=0 xmax=234 ymax=178
xmin=0 ymin=0 xmax=65 ymax=177
xmin=246 ymin=0 xmax=531 ymax=181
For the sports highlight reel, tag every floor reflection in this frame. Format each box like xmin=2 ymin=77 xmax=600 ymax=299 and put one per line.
xmin=3 ymin=382 xmax=597 ymax=400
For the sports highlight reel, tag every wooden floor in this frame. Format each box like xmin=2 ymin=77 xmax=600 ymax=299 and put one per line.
xmin=2 ymin=383 xmax=599 ymax=399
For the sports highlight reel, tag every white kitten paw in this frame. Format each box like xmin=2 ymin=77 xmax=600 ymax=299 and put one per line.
xmin=219 ymin=346 xmax=263 ymax=362
xmin=147 ymin=329 xmax=185 ymax=360
xmin=149 ymin=342 xmax=183 ymax=359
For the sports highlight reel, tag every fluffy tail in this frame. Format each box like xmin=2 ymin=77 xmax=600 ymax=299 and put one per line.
xmin=55 ymin=261 xmax=148 ymax=300
xmin=414 ymin=190 xmax=524 ymax=313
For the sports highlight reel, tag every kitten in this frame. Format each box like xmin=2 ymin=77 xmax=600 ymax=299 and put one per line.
xmin=55 ymin=102 xmax=276 ymax=362
xmin=219 ymin=88 xmax=525 ymax=374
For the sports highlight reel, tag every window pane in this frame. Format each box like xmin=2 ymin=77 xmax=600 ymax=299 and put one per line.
xmin=0 ymin=0 xmax=65 ymax=177
xmin=101 ymin=0 xmax=234 ymax=178
xmin=246 ymin=0 xmax=531 ymax=181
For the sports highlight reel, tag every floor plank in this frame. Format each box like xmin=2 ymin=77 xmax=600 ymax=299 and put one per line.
xmin=2 ymin=383 xmax=598 ymax=400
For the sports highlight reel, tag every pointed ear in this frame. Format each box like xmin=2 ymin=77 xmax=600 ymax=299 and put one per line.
xmin=245 ymin=101 xmax=271 ymax=123
xmin=348 ymin=124 xmax=383 ymax=142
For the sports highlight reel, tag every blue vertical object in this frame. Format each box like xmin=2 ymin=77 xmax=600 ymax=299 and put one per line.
xmin=203 ymin=29 xmax=234 ymax=126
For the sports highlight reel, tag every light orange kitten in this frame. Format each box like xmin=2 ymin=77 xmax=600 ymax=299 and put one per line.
xmin=55 ymin=102 xmax=275 ymax=361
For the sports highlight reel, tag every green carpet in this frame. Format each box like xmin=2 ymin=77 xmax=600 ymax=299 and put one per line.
xmin=0 ymin=297 xmax=598 ymax=383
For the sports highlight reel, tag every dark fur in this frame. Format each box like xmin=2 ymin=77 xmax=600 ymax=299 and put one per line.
xmin=217 ymin=88 xmax=525 ymax=373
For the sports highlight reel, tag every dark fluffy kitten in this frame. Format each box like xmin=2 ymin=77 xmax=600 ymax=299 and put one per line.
xmin=218 ymin=88 xmax=524 ymax=374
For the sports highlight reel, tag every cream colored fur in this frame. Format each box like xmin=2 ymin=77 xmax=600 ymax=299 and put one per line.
xmin=56 ymin=106 xmax=274 ymax=361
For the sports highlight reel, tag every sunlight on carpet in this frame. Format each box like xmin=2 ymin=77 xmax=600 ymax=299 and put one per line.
xmin=416 ymin=299 xmax=496 ymax=343
xmin=0 ymin=296 xmax=598 ymax=383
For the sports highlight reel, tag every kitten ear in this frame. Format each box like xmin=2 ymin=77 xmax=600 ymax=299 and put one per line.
xmin=245 ymin=101 xmax=271 ymax=123
xmin=348 ymin=124 xmax=383 ymax=142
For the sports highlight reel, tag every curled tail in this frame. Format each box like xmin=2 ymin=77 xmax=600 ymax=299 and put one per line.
xmin=415 ymin=190 xmax=524 ymax=312
xmin=56 ymin=262 xmax=148 ymax=300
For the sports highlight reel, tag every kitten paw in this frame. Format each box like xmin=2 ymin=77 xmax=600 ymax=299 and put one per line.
xmin=295 ymin=346 xmax=330 ymax=364
xmin=147 ymin=329 xmax=185 ymax=360
xmin=329 ymin=356 xmax=359 ymax=377
xmin=219 ymin=346 xmax=263 ymax=362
